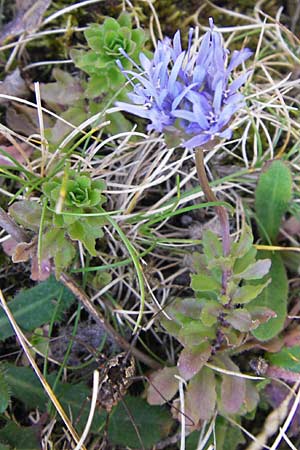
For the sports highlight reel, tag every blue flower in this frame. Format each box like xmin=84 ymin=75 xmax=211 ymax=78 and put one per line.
xmin=116 ymin=19 xmax=252 ymax=149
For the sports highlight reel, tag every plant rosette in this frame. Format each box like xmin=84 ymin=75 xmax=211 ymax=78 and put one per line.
xmin=42 ymin=171 xmax=107 ymax=258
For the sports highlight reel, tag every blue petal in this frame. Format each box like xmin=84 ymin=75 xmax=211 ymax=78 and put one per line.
xmin=227 ymin=49 xmax=253 ymax=73
xmin=168 ymin=51 xmax=185 ymax=92
xmin=213 ymin=79 xmax=223 ymax=114
xmin=193 ymin=101 xmax=209 ymax=129
xmin=173 ymin=30 xmax=182 ymax=59
xmin=139 ymin=53 xmax=151 ymax=71
xmin=196 ymin=31 xmax=211 ymax=66
xmin=182 ymin=133 xmax=210 ymax=149
xmin=115 ymin=102 xmax=151 ymax=119
xmin=171 ymin=82 xmax=199 ymax=110
xmin=172 ymin=109 xmax=196 ymax=122
xmin=219 ymin=128 xmax=232 ymax=140
xmin=218 ymin=102 xmax=241 ymax=128
xmin=228 ymin=70 xmax=252 ymax=93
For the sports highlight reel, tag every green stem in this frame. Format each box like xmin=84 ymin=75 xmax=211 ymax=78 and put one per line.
xmin=195 ymin=147 xmax=231 ymax=292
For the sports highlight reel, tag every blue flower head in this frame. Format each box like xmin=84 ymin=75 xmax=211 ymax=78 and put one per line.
xmin=116 ymin=19 xmax=252 ymax=149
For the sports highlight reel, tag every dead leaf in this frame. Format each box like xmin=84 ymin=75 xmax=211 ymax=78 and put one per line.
xmin=0 ymin=143 xmax=33 ymax=166
xmin=40 ymin=69 xmax=84 ymax=106
xmin=0 ymin=0 xmax=52 ymax=44
xmin=13 ymin=240 xmax=36 ymax=262
xmin=0 ymin=69 xmax=30 ymax=104
xmin=6 ymin=103 xmax=53 ymax=136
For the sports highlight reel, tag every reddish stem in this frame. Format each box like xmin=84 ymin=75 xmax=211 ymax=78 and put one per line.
xmin=195 ymin=147 xmax=231 ymax=293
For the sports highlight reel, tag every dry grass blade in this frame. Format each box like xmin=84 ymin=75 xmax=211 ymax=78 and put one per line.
xmin=245 ymin=382 xmax=300 ymax=450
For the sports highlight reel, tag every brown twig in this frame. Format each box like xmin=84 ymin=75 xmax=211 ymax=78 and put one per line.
xmin=59 ymin=272 xmax=161 ymax=369
xmin=195 ymin=147 xmax=231 ymax=293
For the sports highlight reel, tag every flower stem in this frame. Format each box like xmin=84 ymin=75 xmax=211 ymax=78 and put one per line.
xmin=195 ymin=147 xmax=231 ymax=292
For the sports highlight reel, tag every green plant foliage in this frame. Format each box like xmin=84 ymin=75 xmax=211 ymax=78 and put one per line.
xmin=0 ymin=276 xmax=75 ymax=341
xmin=43 ymin=170 xmax=107 ymax=266
xmin=250 ymin=252 xmax=288 ymax=341
xmin=149 ymin=225 xmax=271 ymax=420
xmin=71 ymin=13 xmax=146 ymax=97
xmin=186 ymin=415 xmax=245 ymax=450
xmin=4 ymin=364 xmax=106 ymax=430
xmin=0 ymin=444 xmax=10 ymax=450
xmin=9 ymin=170 xmax=107 ymax=276
xmin=268 ymin=345 xmax=300 ymax=372
xmin=0 ymin=422 xmax=39 ymax=450
xmin=0 ymin=365 xmax=10 ymax=413
xmin=255 ymin=160 xmax=292 ymax=243
xmin=4 ymin=365 xmax=172 ymax=448
xmin=108 ymin=396 xmax=172 ymax=448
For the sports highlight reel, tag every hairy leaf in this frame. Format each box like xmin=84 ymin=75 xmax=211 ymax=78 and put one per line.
xmin=109 ymin=396 xmax=172 ymax=449
xmin=0 ymin=422 xmax=39 ymax=450
xmin=231 ymin=279 xmax=271 ymax=304
xmin=233 ymin=259 xmax=271 ymax=280
xmin=268 ymin=346 xmax=300 ymax=372
xmin=250 ymin=253 xmax=288 ymax=341
xmin=0 ymin=276 xmax=75 ymax=340
xmin=255 ymin=160 xmax=292 ymax=243
xmin=191 ymin=273 xmax=221 ymax=292
xmin=0 ymin=365 xmax=10 ymax=413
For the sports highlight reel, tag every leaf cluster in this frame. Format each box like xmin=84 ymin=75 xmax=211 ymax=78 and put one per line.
xmin=71 ymin=13 xmax=146 ymax=97
xmin=9 ymin=170 xmax=107 ymax=277
xmin=147 ymin=225 xmax=273 ymax=423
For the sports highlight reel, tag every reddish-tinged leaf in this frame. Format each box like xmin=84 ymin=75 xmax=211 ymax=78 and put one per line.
xmin=244 ymin=381 xmax=260 ymax=412
xmin=0 ymin=69 xmax=29 ymax=103
xmin=226 ymin=309 xmax=254 ymax=332
xmin=1 ymin=237 xmax=17 ymax=256
xmin=147 ymin=367 xmax=179 ymax=405
xmin=177 ymin=344 xmax=211 ymax=380
xmin=30 ymin=256 xmax=52 ymax=281
xmin=219 ymin=356 xmax=246 ymax=414
xmin=185 ymin=367 xmax=216 ymax=422
xmin=234 ymin=259 xmax=271 ymax=280
xmin=0 ymin=143 xmax=33 ymax=167
xmin=249 ymin=306 xmax=277 ymax=324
